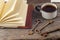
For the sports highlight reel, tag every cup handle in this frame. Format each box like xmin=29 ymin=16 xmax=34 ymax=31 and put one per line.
xmin=35 ymin=5 xmax=41 ymax=12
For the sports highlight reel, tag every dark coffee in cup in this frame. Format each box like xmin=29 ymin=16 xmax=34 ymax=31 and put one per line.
xmin=42 ymin=5 xmax=57 ymax=12
xmin=40 ymin=3 xmax=57 ymax=19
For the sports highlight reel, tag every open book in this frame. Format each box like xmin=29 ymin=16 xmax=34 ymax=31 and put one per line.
xmin=0 ymin=0 xmax=28 ymax=28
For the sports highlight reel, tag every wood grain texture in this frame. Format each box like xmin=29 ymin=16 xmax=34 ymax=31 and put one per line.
xmin=0 ymin=2 xmax=60 ymax=40
xmin=27 ymin=0 xmax=50 ymax=4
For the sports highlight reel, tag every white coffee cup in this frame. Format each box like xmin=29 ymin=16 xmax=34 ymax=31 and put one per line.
xmin=40 ymin=3 xmax=57 ymax=19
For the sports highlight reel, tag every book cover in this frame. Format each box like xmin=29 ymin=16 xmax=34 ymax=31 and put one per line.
xmin=0 ymin=0 xmax=33 ymax=28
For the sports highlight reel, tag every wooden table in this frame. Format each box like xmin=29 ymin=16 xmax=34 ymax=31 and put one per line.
xmin=0 ymin=3 xmax=60 ymax=40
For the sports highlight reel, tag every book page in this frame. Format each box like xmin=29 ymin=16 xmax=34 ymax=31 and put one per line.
xmin=51 ymin=0 xmax=60 ymax=2
xmin=0 ymin=0 xmax=28 ymax=27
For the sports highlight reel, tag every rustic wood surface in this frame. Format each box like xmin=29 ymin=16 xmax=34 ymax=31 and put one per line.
xmin=0 ymin=3 xmax=60 ymax=40
xmin=27 ymin=0 xmax=50 ymax=4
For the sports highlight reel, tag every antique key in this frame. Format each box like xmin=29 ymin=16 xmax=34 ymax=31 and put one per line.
xmin=41 ymin=25 xmax=60 ymax=37
xmin=41 ymin=29 xmax=60 ymax=37
xmin=35 ymin=20 xmax=54 ymax=34
xmin=28 ymin=19 xmax=41 ymax=35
